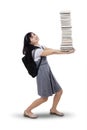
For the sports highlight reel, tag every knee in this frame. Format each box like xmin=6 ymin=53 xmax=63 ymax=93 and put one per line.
xmin=57 ymin=89 xmax=63 ymax=95
xmin=41 ymin=97 xmax=48 ymax=102
xmin=60 ymin=89 xmax=63 ymax=94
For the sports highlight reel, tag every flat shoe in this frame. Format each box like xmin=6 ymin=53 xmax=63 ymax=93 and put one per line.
xmin=50 ymin=112 xmax=64 ymax=117
xmin=24 ymin=111 xmax=38 ymax=119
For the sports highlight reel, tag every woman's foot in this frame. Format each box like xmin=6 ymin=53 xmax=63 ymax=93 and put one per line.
xmin=50 ymin=109 xmax=64 ymax=116
xmin=24 ymin=110 xmax=38 ymax=119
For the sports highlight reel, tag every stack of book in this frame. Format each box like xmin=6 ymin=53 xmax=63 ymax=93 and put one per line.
xmin=60 ymin=11 xmax=73 ymax=51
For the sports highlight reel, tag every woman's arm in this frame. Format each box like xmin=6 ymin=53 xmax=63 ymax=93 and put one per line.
xmin=40 ymin=48 xmax=75 ymax=56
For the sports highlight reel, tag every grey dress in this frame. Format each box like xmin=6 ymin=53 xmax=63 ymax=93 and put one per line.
xmin=33 ymin=47 xmax=62 ymax=97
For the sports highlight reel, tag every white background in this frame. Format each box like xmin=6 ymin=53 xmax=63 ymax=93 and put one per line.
xmin=0 ymin=0 xmax=86 ymax=130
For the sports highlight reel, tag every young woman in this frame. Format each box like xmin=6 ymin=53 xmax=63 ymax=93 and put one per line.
xmin=22 ymin=32 xmax=75 ymax=118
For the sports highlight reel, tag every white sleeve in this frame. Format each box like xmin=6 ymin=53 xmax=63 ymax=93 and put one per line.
xmin=35 ymin=48 xmax=43 ymax=58
xmin=32 ymin=48 xmax=44 ymax=61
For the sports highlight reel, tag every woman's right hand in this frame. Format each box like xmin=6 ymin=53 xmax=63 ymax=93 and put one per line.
xmin=60 ymin=48 xmax=75 ymax=54
xmin=66 ymin=48 xmax=75 ymax=54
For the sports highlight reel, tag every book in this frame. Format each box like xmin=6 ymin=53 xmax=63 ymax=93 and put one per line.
xmin=60 ymin=11 xmax=74 ymax=51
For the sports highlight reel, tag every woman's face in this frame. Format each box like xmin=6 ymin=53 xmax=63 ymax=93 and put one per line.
xmin=30 ymin=33 xmax=39 ymax=45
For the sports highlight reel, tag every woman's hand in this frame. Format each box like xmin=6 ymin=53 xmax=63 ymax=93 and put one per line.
xmin=60 ymin=48 xmax=75 ymax=54
xmin=65 ymin=48 xmax=75 ymax=54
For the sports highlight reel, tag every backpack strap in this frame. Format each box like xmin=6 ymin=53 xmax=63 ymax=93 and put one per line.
xmin=33 ymin=48 xmax=42 ymax=70
xmin=37 ymin=46 xmax=45 ymax=69
xmin=37 ymin=56 xmax=42 ymax=70
xmin=32 ymin=49 xmax=36 ymax=60
xmin=41 ymin=46 xmax=44 ymax=49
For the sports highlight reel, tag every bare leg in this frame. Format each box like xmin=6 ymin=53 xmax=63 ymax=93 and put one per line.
xmin=24 ymin=97 xmax=48 ymax=117
xmin=50 ymin=89 xmax=64 ymax=115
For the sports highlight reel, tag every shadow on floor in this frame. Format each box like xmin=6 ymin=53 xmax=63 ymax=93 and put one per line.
xmin=11 ymin=111 xmax=75 ymax=119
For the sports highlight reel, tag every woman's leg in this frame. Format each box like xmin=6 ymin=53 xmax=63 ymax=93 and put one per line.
xmin=50 ymin=89 xmax=64 ymax=115
xmin=24 ymin=97 xmax=48 ymax=116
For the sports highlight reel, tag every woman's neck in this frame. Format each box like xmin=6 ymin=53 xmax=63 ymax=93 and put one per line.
xmin=34 ymin=43 xmax=40 ymax=47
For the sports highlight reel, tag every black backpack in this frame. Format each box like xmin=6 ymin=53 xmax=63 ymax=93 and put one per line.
xmin=22 ymin=49 xmax=42 ymax=78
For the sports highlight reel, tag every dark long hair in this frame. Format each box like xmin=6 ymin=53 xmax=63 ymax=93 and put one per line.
xmin=22 ymin=32 xmax=39 ymax=62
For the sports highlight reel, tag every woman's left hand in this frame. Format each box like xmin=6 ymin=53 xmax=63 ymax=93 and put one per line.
xmin=60 ymin=48 xmax=75 ymax=54
xmin=66 ymin=48 xmax=75 ymax=54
